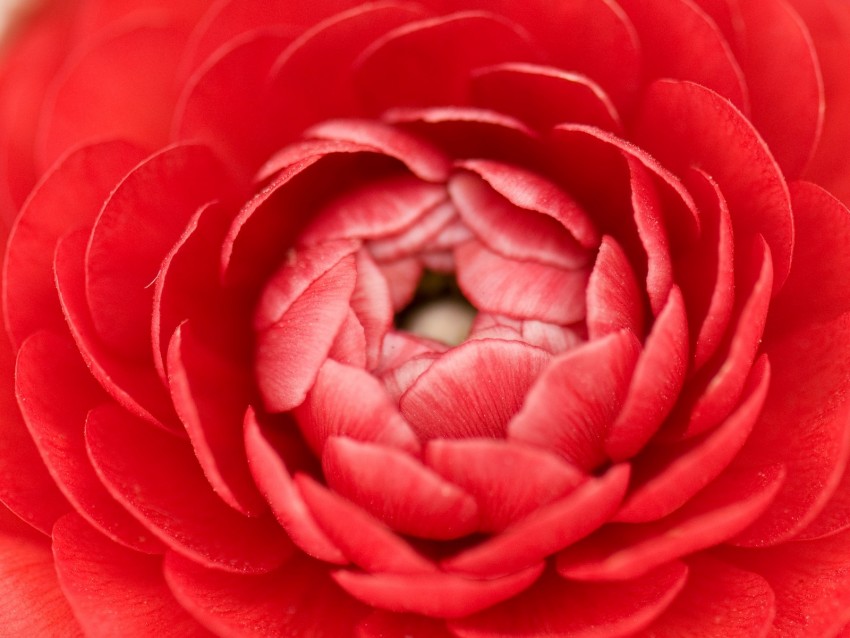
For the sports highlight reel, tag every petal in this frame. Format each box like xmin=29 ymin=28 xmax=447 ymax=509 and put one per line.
xmin=617 ymin=356 xmax=770 ymax=523
xmin=455 ymin=239 xmax=588 ymax=324
xmin=470 ymin=63 xmax=621 ymax=132
xmin=400 ymin=338 xmax=550 ymax=441
xmin=425 ymin=439 xmax=585 ymax=531
xmin=333 ymin=563 xmax=544 ymax=619
xmin=443 ymin=464 xmax=630 ymax=577
xmin=586 ymin=235 xmax=644 ymax=340
xmin=85 ymin=143 xmax=230 ymax=360
xmin=165 ymin=552 xmax=367 ymax=637
xmin=357 ymin=612 xmax=453 ymax=638
xmin=243 ymin=409 xmax=346 ymax=564
xmin=17 ymin=331 xmax=162 ymax=552
xmin=294 ymin=358 xmax=420 ymax=456
xmin=320 ymin=437 xmax=479 ymax=540
xmin=3 ymin=140 xmax=145 ymax=347
xmin=85 ymin=404 xmax=292 ymax=574
xmin=450 ymin=561 xmax=688 ymax=638
xmin=605 ymin=287 xmax=689 ymax=461
xmin=255 ymin=249 xmax=358 ymax=413
xmin=557 ymin=464 xmax=785 ymax=581
xmin=354 ymin=11 xmax=539 ymax=113
xmin=52 ymin=514 xmax=208 ymax=637
xmin=509 ymin=331 xmax=641 ymax=470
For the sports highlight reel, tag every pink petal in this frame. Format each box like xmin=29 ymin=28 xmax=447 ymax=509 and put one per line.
xmin=455 ymin=239 xmax=588 ymax=324
xmin=449 ymin=169 xmax=591 ymax=269
xmin=380 ymin=352 xmax=440 ymax=404
xmin=165 ymin=552 xmax=367 ymax=637
xmin=255 ymin=248 xmax=358 ymax=413
xmin=16 ymin=331 xmax=162 ymax=552
xmin=400 ymin=338 xmax=550 ymax=441
xmin=296 ymin=474 xmax=436 ymax=574
xmin=264 ymin=3 xmax=427 ymax=146
xmin=354 ymin=11 xmax=539 ymax=114
xmin=425 ymin=439 xmax=585 ymax=531
xmin=293 ymin=359 xmax=420 ymax=455
xmin=375 ymin=257 xmax=423 ymax=311
xmin=443 ymin=465 xmax=630 ymax=577
xmin=350 ymin=250 xmax=394 ymax=370
xmin=470 ymin=63 xmax=621 ymax=132
xmin=328 ymin=309 xmax=368 ymax=368
xmin=450 ymin=561 xmax=688 ymax=638
xmin=586 ymin=235 xmax=644 ymax=340
xmin=320 ymin=437 xmax=479 ymax=540
xmin=454 ymin=158 xmax=598 ymax=249
xmin=634 ymin=79 xmax=793 ymax=290
xmin=334 ymin=563 xmax=544 ymax=619
xmin=557 ymin=464 xmax=785 ymax=580
xmin=38 ymin=24 xmax=182 ymax=166
xmin=3 ymin=140 xmax=145 ymax=347
xmin=0 ymin=522 xmax=81 ymax=636
xmin=52 ymin=514 xmax=208 ymax=637
xmin=243 ymin=408 xmax=346 ymax=564
xmin=667 ymin=238 xmax=772 ymax=439
xmin=367 ymin=200 xmax=459 ymax=262
xmin=85 ymin=404 xmax=292 ymax=573
xmin=642 ymin=556 xmax=775 ymax=637
xmin=617 ymin=356 xmax=770 ymax=523
xmin=617 ymin=0 xmax=748 ymax=111
xmin=736 ymin=0 xmax=823 ymax=177
xmin=85 ymin=144 xmax=230 ymax=359
xmin=605 ymin=287 xmax=689 ymax=461
xmin=55 ymin=228 xmax=178 ymax=431
xmin=509 ymin=331 xmax=640 ymax=470
xmin=306 ymin=119 xmax=452 ymax=183
xmin=167 ymin=323 xmax=265 ymax=516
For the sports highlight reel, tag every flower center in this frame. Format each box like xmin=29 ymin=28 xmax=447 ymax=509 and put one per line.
xmin=395 ymin=271 xmax=476 ymax=346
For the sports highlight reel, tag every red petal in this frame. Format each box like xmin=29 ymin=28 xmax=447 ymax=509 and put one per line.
xmin=617 ymin=356 xmax=770 ymax=523
xmin=509 ymin=331 xmax=640 ymax=470
xmin=243 ymin=409 xmax=346 ymax=564
xmin=3 ymin=140 xmax=145 ymax=347
xmin=255 ymin=249 xmax=358 ymax=413
xmin=367 ymin=200 xmax=459 ymax=262
xmin=53 ymin=514 xmax=208 ymax=637
xmin=642 ymin=555 xmax=775 ymax=637
xmin=450 ymin=561 xmax=688 ymax=638
xmin=449 ymin=169 xmax=590 ymax=270
xmin=400 ymin=338 xmax=550 ymax=441
xmin=293 ymin=359 xmax=420 ymax=455
xmin=425 ymin=439 xmax=585 ymax=532
xmin=454 ymin=158 xmax=599 ymax=250
xmin=54 ymin=228 xmax=178 ymax=430
xmin=557 ymin=464 xmax=784 ymax=580
xmin=470 ymin=63 xmax=621 ymax=132
xmin=354 ymin=11 xmax=539 ymax=114
xmin=443 ymin=465 xmax=630 ymax=577
xmin=321 ymin=437 xmax=479 ymax=540
xmin=17 ymin=331 xmax=162 ymax=552
xmin=85 ymin=404 xmax=292 ymax=573
xmin=296 ymin=475 xmax=436 ymax=574
xmin=167 ymin=323 xmax=265 ymax=516
xmin=0 ymin=522 xmax=81 ymax=635
xmin=357 ymin=612 xmax=453 ymax=638
xmin=165 ymin=552 xmax=367 ymax=637
xmin=634 ymin=79 xmax=793 ymax=290
xmin=455 ymin=239 xmax=589 ymax=324
xmin=334 ymin=562 xmax=544 ymax=619
xmin=586 ymin=236 xmax=644 ymax=339
xmin=617 ymin=0 xmax=748 ymax=111
xmin=328 ymin=309 xmax=368 ymax=368
xmin=736 ymin=0 xmax=822 ymax=177
xmin=85 ymin=143 xmax=229 ymax=360
xmin=38 ymin=24 xmax=182 ymax=166
xmin=605 ymin=287 xmax=689 ymax=461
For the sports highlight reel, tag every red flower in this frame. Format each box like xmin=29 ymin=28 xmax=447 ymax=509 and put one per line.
xmin=2 ymin=0 xmax=850 ymax=635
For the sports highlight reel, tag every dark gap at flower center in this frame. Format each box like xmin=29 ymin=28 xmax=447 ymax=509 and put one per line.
xmin=396 ymin=270 xmax=477 ymax=346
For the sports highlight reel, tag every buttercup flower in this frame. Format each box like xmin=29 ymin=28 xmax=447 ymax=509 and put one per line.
xmin=2 ymin=0 xmax=850 ymax=635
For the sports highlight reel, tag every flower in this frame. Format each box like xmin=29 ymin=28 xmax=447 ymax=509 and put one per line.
xmin=2 ymin=0 xmax=850 ymax=635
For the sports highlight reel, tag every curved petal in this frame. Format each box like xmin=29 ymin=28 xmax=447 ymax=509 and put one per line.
xmin=586 ymin=235 xmax=644 ymax=339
